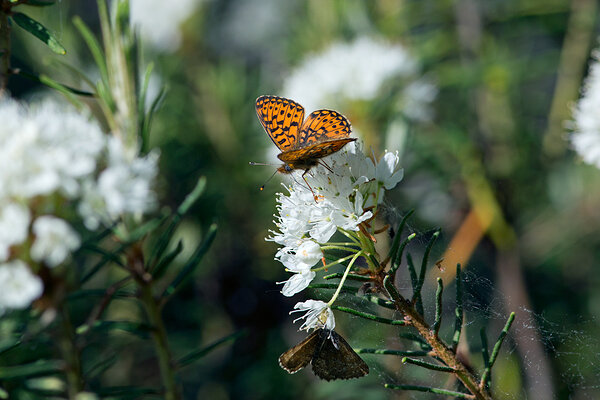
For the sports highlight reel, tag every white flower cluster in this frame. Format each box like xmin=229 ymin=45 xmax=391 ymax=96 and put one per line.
xmin=130 ymin=0 xmax=202 ymax=52
xmin=269 ymin=142 xmax=403 ymax=331
xmin=0 ymin=97 xmax=159 ymax=313
xmin=571 ymin=51 xmax=600 ymax=168
xmin=283 ymin=36 xmax=436 ymax=122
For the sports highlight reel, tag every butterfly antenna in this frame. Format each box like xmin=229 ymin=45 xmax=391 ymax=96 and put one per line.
xmin=259 ymin=169 xmax=278 ymax=191
xmin=249 ymin=161 xmax=277 ymax=166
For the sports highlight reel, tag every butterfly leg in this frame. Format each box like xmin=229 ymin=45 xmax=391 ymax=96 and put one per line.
xmin=302 ymin=169 xmax=320 ymax=202
xmin=318 ymin=160 xmax=335 ymax=174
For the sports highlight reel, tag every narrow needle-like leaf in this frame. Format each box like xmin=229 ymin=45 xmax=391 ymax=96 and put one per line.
xmin=384 ymin=384 xmax=474 ymax=399
xmin=0 ymin=360 xmax=64 ymax=380
xmin=481 ymin=312 xmax=515 ymax=388
xmin=433 ymin=277 xmax=443 ymax=335
xmin=364 ymin=295 xmax=395 ymax=310
xmin=162 ymin=223 xmax=217 ymax=298
xmin=356 ymin=348 xmax=429 ymax=356
xmin=150 ymin=176 xmax=207 ymax=266
xmin=11 ymin=12 xmax=66 ymax=54
xmin=412 ymin=230 xmax=440 ymax=304
xmin=387 ymin=210 xmax=414 ymax=262
xmin=389 ymin=232 xmax=417 ymax=277
xmin=323 ymin=272 xmax=371 ymax=281
xmin=331 ymin=305 xmax=407 ymax=325
xmin=480 ymin=328 xmax=490 ymax=368
xmin=178 ymin=330 xmax=247 ymax=368
xmin=452 ymin=264 xmax=464 ymax=351
xmin=402 ymin=357 xmax=455 ymax=372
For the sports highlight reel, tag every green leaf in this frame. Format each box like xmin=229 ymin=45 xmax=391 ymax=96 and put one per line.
xmin=330 ymin=305 xmax=407 ymax=325
xmin=95 ymin=386 xmax=161 ymax=398
xmin=152 ymin=240 xmax=184 ymax=280
xmin=73 ymin=16 xmax=109 ymax=90
xmin=452 ymin=264 xmax=464 ymax=351
xmin=0 ymin=360 xmax=63 ymax=380
xmin=149 ymin=176 xmax=207 ymax=267
xmin=21 ymin=0 xmax=56 ymax=6
xmin=412 ymin=230 xmax=440 ymax=306
xmin=385 ymin=384 xmax=472 ymax=398
xmin=11 ymin=12 xmax=66 ymax=54
xmin=432 ymin=277 xmax=443 ymax=335
xmin=0 ymin=338 xmax=21 ymax=356
xmin=162 ymin=223 xmax=217 ymax=298
xmin=387 ymin=210 xmax=414 ymax=262
xmin=323 ymin=272 xmax=371 ymax=281
xmin=402 ymin=357 xmax=455 ymax=372
xmin=388 ymin=232 xmax=416 ymax=277
xmin=364 ymin=294 xmax=395 ymax=310
xmin=355 ymin=348 xmax=429 ymax=357
xmin=84 ymin=354 xmax=118 ymax=380
xmin=123 ymin=214 xmax=166 ymax=243
xmin=16 ymin=70 xmax=94 ymax=98
xmin=178 ymin=330 xmax=247 ymax=368
xmin=87 ymin=321 xmax=153 ymax=338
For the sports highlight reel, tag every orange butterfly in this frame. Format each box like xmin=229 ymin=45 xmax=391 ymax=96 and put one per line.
xmin=255 ymin=95 xmax=356 ymax=193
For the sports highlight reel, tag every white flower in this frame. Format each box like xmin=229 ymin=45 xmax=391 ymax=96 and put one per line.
xmin=0 ymin=98 xmax=104 ymax=200
xmin=130 ymin=0 xmax=201 ymax=52
xmin=279 ymin=269 xmax=316 ymax=297
xmin=78 ymin=137 xmax=159 ymax=230
xmin=31 ymin=216 xmax=81 ymax=267
xmin=283 ymin=37 xmax=434 ymax=120
xmin=269 ymin=144 xmax=402 ymax=298
xmin=571 ymin=51 xmax=600 ymax=168
xmin=376 ymin=151 xmax=404 ymax=189
xmin=290 ymin=300 xmax=335 ymax=331
xmin=0 ymin=202 xmax=30 ymax=261
xmin=0 ymin=260 xmax=43 ymax=312
xmin=277 ymin=240 xmax=322 ymax=297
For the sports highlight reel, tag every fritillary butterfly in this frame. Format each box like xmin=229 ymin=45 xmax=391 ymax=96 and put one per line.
xmin=255 ymin=95 xmax=356 ymax=176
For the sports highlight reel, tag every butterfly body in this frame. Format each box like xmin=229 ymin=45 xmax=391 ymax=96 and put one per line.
xmin=279 ymin=328 xmax=369 ymax=380
xmin=256 ymin=95 xmax=356 ymax=175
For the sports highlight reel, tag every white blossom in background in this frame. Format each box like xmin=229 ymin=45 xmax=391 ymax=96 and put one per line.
xmin=571 ymin=51 xmax=600 ymax=168
xmin=0 ymin=96 xmax=160 ymax=312
xmin=31 ymin=216 xmax=81 ymax=267
xmin=0 ymin=202 xmax=30 ymax=262
xmin=268 ymin=141 xmax=403 ymax=297
xmin=0 ymin=260 xmax=43 ymax=313
xmin=283 ymin=37 xmax=436 ymax=121
xmin=291 ymin=300 xmax=335 ymax=331
xmin=78 ymin=137 xmax=159 ymax=230
xmin=0 ymin=98 xmax=105 ymax=199
xmin=130 ymin=0 xmax=201 ymax=52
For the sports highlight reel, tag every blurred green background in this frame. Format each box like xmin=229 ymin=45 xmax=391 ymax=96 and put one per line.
xmin=6 ymin=0 xmax=600 ymax=398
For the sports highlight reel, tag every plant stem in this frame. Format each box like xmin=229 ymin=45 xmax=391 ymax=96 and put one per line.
xmin=383 ymin=276 xmax=492 ymax=400
xmin=0 ymin=0 xmax=11 ymax=95
xmin=327 ymin=251 xmax=362 ymax=306
xmin=139 ymin=282 xmax=181 ymax=400
xmin=59 ymin=307 xmax=83 ymax=399
xmin=129 ymin=242 xmax=181 ymax=400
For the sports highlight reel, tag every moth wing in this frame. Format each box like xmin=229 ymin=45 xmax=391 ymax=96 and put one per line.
xmin=311 ymin=330 xmax=369 ymax=381
xmin=279 ymin=329 xmax=321 ymax=374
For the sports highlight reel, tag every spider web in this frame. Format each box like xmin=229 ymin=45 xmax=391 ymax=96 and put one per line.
xmin=308 ymin=222 xmax=600 ymax=399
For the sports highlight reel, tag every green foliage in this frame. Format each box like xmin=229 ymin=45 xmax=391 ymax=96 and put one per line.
xmin=10 ymin=12 xmax=65 ymax=54
xmin=1 ymin=0 xmax=598 ymax=398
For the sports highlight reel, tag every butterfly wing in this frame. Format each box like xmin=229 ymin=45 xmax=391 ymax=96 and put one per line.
xmin=256 ymin=95 xmax=304 ymax=152
xmin=279 ymin=329 xmax=321 ymax=374
xmin=296 ymin=109 xmax=352 ymax=149
xmin=277 ymin=138 xmax=356 ymax=163
xmin=311 ymin=330 xmax=369 ymax=381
